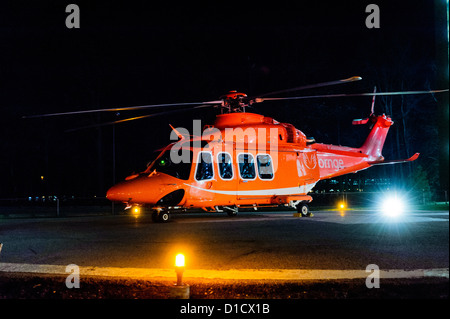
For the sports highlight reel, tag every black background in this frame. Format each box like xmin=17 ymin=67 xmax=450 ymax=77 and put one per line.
xmin=0 ymin=0 xmax=448 ymax=198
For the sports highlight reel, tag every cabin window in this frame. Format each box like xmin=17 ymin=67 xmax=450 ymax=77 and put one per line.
xmin=195 ymin=151 xmax=214 ymax=181
xmin=257 ymin=154 xmax=274 ymax=180
xmin=217 ymin=152 xmax=233 ymax=180
xmin=238 ymin=153 xmax=256 ymax=180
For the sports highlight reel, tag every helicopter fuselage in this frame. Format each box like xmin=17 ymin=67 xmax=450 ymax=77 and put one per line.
xmin=106 ymin=112 xmax=400 ymax=214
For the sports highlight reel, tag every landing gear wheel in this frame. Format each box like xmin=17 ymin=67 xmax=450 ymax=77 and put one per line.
xmin=152 ymin=211 xmax=171 ymax=223
xmin=224 ymin=206 xmax=238 ymax=217
xmin=158 ymin=211 xmax=171 ymax=223
xmin=227 ymin=211 xmax=237 ymax=217
xmin=297 ymin=203 xmax=313 ymax=217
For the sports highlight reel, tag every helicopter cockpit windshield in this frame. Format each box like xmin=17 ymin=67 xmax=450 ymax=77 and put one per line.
xmin=146 ymin=146 xmax=193 ymax=180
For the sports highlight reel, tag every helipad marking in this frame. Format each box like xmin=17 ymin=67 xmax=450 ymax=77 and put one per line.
xmin=175 ymin=211 xmax=449 ymax=224
xmin=0 ymin=262 xmax=448 ymax=280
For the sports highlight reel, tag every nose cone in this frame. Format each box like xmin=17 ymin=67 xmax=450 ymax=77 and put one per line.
xmin=106 ymin=174 xmax=180 ymax=205
xmin=106 ymin=182 xmax=133 ymax=203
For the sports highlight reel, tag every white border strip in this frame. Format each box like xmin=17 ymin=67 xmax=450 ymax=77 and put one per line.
xmin=185 ymin=183 xmax=316 ymax=196
xmin=0 ymin=263 xmax=448 ymax=280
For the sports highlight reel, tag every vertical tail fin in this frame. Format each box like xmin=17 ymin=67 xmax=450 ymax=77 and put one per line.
xmin=352 ymin=86 xmax=394 ymax=159
xmin=359 ymin=114 xmax=393 ymax=160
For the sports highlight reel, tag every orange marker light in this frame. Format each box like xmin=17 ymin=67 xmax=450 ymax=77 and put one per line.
xmin=175 ymin=254 xmax=185 ymax=286
xmin=131 ymin=206 xmax=141 ymax=218
xmin=175 ymin=253 xmax=185 ymax=267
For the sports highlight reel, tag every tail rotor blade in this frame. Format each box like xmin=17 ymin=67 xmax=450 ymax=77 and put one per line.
xmin=370 ymin=86 xmax=377 ymax=115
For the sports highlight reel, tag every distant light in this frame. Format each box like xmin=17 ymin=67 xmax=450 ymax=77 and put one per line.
xmin=40 ymin=176 xmax=44 ymax=181
xmin=175 ymin=253 xmax=185 ymax=268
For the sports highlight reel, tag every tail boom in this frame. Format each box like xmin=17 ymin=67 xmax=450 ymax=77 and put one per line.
xmin=310 ymin=114 xmax=418 ymax=180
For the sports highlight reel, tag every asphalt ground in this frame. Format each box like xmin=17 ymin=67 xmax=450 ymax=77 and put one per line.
xmin=0 ymin=272 xmax=448 ymax=299
xmin=1 ymin=209 xmax=448 ymax=269
xmin=0 ymin=208 xmax=448 ymax=303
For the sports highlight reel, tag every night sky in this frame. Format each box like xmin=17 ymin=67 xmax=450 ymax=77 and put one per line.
xmin=0 ymin=1 xmax=448 ymax=198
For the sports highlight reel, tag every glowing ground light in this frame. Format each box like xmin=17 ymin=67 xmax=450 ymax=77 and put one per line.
xmin=337 ymin=202 xmax=347 ymax=217
xmin=175 ymin=254 xmax=185 ymax=286
xmin=175 ymin=253 xmax=185 ymax=268
xmin=170 ymin=253 xmax=190 ymax=298
xmin=131 ymin=206 xmax=141 ymax=218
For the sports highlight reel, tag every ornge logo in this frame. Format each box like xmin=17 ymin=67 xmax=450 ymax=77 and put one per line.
xmin=303 ymin=153 xmax=317 ymax=170
xmin=318 ymin=158 xmax=344 ymax=171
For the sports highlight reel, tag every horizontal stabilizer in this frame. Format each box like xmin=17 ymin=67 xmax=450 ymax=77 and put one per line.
xmin=352 ymin=118 xmax=369 ymax=125
xmin=368 ymin=153 xmax=420 ymax=165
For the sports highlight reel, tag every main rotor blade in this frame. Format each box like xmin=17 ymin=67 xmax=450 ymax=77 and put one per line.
xmin=255 ymin=76 xmax=362 ymax=98
xmin=23 ymin=100 xmax=223 ymax=119
xmin=255 ymin=89 xmax=449 ymax=103
xmin=64 ymin=104 xmax=214 ymax=132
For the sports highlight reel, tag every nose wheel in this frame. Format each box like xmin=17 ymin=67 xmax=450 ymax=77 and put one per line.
xmin=152 ymin=210 xmax=171 ymax=223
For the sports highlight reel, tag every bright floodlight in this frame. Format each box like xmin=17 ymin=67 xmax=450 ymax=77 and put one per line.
xmin=381 ymin=195 xmax=405 ymax=217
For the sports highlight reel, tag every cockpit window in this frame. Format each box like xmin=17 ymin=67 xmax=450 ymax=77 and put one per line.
xmin=146 ymin=150 xmax=163 ymax=168
xmin=149 ymin=147 xmax=193 ymax=180
xmin=195 ymin=151 xmax=214 ymax=181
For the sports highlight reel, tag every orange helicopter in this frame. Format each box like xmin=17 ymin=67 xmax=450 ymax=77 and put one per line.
xmin=24 ymin=76 xmax=447 ymax=222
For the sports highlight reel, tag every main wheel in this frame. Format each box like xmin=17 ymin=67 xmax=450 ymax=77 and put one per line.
xmin=225 ymin=206 xmax=238 ymax=217
xmin=297 ymin=203 xmax=312 ymax=217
